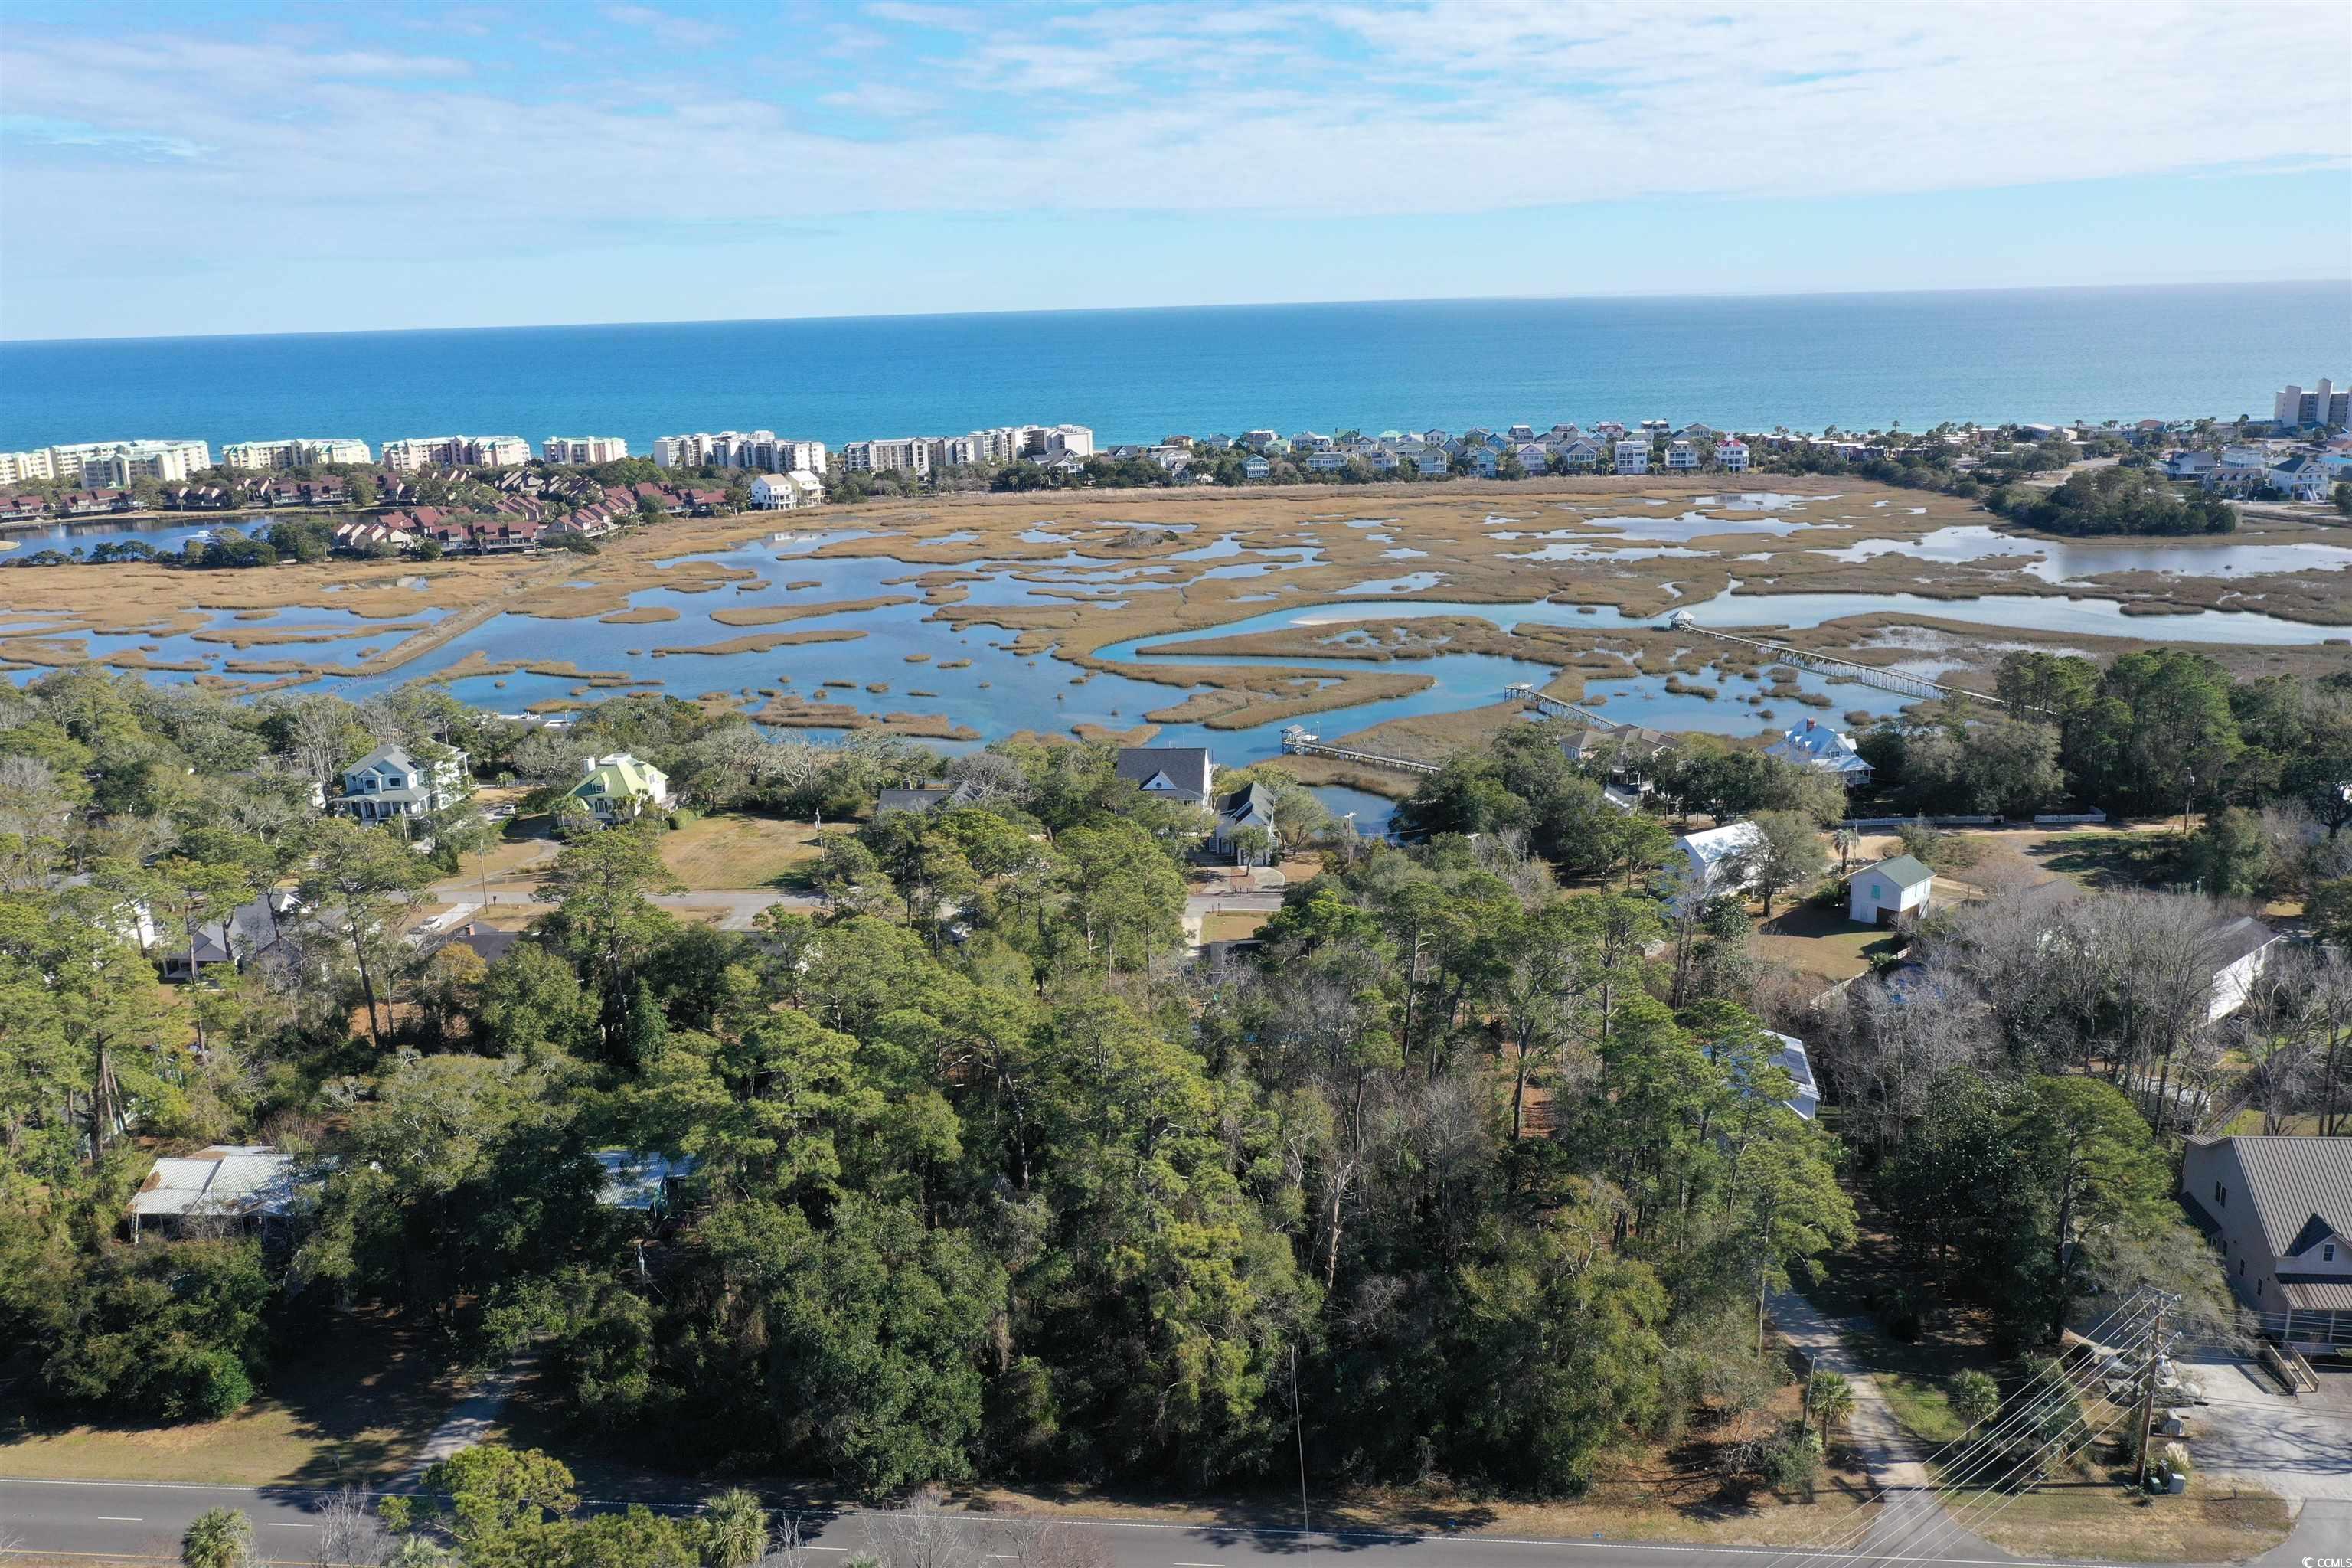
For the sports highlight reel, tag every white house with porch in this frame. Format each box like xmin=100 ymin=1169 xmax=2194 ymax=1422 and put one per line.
xmin=333 ymin=743 xmax=470 ymax=821
xmin=1766 ymin=717 xmax=1873 ymax=783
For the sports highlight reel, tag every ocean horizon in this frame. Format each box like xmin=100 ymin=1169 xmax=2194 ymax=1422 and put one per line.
xmin=5 ymin=280 xmax=2347 ymax=456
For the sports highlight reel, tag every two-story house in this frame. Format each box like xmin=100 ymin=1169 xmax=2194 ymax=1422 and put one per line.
xmin=334 ymin=743 xmax=470 ymax=822
xmin=2180 ymin=1135 xmax=2352 ymax=1348
xmin=1116 ymin=746 xmax=1214 ymax=805
xmin=572 ymin=753 xmax=675 ymax=822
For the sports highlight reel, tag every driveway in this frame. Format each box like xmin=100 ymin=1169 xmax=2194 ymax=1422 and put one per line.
xmin=2180 ymin=1351 xmax=2352 ymax=1500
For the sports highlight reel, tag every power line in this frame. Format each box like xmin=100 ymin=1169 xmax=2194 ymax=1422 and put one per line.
xmin=1746 ymin=1293 xmax=2162 ymax=1568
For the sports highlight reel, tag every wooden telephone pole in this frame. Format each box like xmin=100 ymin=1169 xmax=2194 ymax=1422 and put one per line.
xmin=2132 ymin=1299 xmax=2170 ymax=1490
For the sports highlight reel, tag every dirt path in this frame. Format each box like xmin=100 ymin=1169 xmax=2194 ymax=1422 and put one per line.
xmin=1768 ymin=1290 xmax=2002 ymax=1560
xmin=405 ymin=1351 xmax=538 ymax=1480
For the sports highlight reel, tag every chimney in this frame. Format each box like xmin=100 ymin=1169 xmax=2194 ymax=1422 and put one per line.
xmin=583 ymin=756 xmax=598 ymax=777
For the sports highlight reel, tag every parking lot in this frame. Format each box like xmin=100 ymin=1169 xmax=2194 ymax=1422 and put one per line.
xmin=2181 ymin=1352 xmax=2352 ymax=1500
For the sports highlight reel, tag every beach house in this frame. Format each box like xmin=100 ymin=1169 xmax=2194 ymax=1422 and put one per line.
xmin=1669 ymin=821 xmax=1763 ymax=903
xmin=1614 ymin=439 xmax=1650 ymax=475
xmin=1715 ymin=438 xmax=1750 ymax=472
xmin=1665 ymin=439 xmax=1699 ymax=471
xmin=572 ymin=753 xmax=675 ymax=822
xmin=1766 ymin=718 xmax=1873 ymax=783
xmin=1116 ymin=746 xmax=1214 ymax=804
xmin=1212 ymin=782 xmax=1277 ymax=863
xmin=334 ymin=743 xmax=470 ymax=822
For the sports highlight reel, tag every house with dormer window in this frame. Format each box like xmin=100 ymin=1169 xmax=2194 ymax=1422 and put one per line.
xmin=2180 ymin=1135 xmax=2352 ymax=1348
xmin=333 ymin=743 xmax=470 ymax=822
xmin=1116 ymin=746 xmax=1214 ymax=805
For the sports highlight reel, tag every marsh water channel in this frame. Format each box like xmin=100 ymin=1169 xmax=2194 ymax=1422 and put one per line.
xmin=25 ymin=508 xmax=2352 ymax=834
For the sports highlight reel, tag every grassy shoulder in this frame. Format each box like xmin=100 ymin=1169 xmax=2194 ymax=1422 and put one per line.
xmin=0 ymin=1309 xmax=457 ymax=1488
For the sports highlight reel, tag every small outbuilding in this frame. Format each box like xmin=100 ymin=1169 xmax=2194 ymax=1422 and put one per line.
xmin=1850 ymin=854 xmax=1935 ymax=926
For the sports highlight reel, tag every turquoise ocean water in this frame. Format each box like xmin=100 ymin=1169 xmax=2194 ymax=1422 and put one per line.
xmin=5 ymin=283 xmax=2347 ymax=453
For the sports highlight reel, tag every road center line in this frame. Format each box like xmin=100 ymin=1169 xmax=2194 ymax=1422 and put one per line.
xmin=93 ymin=1516 xmax=142 ymax=1521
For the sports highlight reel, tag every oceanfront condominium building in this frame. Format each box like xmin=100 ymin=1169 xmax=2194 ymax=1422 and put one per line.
xmin=381 ymin=436 xmax=531 ymax=472
xmin=221 ymin=438 xmax=373 ymax=470
xmin=2 ymin=439 xmax=211 ymax=485
xmin=543 ymin=437 xmax=631 ymax=465
xmin=2274 ymin=380 xmax=2349 ymax=429
xmin=649 ymin=431 xmax=828 ymax=475
xmin=875 ymin=423 xmax=1096 ymax=474
xmin=838 ymin=437 xmax=932 ymax=476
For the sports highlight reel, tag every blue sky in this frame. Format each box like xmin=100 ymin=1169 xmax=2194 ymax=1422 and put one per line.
xmin=2 ymin=0 xmax=2347 ymax=341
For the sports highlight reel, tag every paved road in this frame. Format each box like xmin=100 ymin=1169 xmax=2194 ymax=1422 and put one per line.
xmin=5 ymin=1474 xmax=2331 ymax=1568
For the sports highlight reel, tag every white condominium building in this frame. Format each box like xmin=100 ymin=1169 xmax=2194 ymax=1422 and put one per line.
xmin=838 ymin=438 xmax=932 ymax=476
xmin=543 ymin=437 xmax=631 ymax=465
xmin=6 ymin=439 xmax=211 ymax=485
xmin=0 ymin=449 xmax=56 ymax=484
xmin=381 ymin=436 xmax=530 ymax=471
xmin=649 ymin=431 xmax=827 ymax=475
xmin=1614 ymin=439 xmax=1650 ymax=475
xmin=954 ymin=423 xmax=1096 ymax=465
xmin=221 ymin=437 xmax=372 ymax=470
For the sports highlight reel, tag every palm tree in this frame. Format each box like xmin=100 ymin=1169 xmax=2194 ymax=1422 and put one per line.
xmin=1811 ymin=1371 xmax=1856 ymax=1438
xmin=699 ymin=1488 xmax=769 ymax=1568
xmin=181 ymin=1508 xmax=253 ymax=1568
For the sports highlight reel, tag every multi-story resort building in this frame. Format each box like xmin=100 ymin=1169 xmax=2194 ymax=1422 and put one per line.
xmin=381 ymin=436 xmax=531 ymax=471
xmin=649 ymin=431 xmax=828 ymax=475
xmin=2274 ymin=379 xmax=2349 ymax=430
xmin=2 ymin=439 xmax=211 ymax=485
xmin=542 ymin=437 xmax=631 ymax=465
xmin=221 ymin=438 xmax=373 ymax=470
xmin=838 ymin=437 xmax=933 ymax=476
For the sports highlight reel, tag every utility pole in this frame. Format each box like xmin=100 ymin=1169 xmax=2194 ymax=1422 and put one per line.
xmin=1291 ymin=1341 xmax=1309 ymax=1537
xmin=1800 ymin=1350 xmax=1819 ymax=1442
xmin=2132 ymin=1299 xmax=2167 ymax=1491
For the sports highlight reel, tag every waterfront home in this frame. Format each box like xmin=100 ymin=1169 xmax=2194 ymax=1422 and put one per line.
xmin=1306 ymin=451 xmax=1348 ymax=473
xmin=1613 ymin=439 xmax=1649 ymax=475
xmin=1547 ymin=423 xmax=1583 ymax=441
xmin=1715 ymin=438 xmax=1749 ymax=472
xmin=1482 ymin=431 xmax=1514 ymax=454
xmin=1420 ymin=429 xmax=1450 ymax=446
xmin=1410 ymin=448 xmax=1449 ymax=477
xmin=2269 ymin=454 xmax=2333 ymax=501
xmin=1195 ymin=433 xmax=1233 ymax=450
xmin=2179 ymin=1134 xmax=2352 ymax=1347
xmin=573 ymin=753 xmax=675 ymax=822
xmin=1849 ymin=854 xmax=1935 ymax=926
xmin=1594 ymin=421 xmax=1628 ymax=439
xmin=1240 ymin=429 xmax=1280 ymax=451
xmin=1468 ymin=449 xmax=1500 ymax=479
xmin=1665 ymin=439 xmax=1699 ymax=471
xmin=1506 ymin=424 xmax=1536 ymax=442
xmin=877 ymin=779 xmax=988 ymax=813
xmin=1116 ymin=746 xmax=1214 ymax=805
xmin=1677 ymin=423 xmax=1717 ymax=443
xmin=335 ymin=743 xmax=471 ymax=822
xmin=1514 ymin=443 xmax=1550 ymax=474
xmin=1557 ymin=438 xmax=1604 ymax=471
xmin=2163 ymin=450 xmax=2216 ymax=481
xmin=2 ymin=493 xmax=46 ymax=521
xmin=1213 ymin=782 xmax=1277 ymax=863
xmin=332 ymin=518 xmax=413 ymax=554
xmin=1765 ymin=717 xmax=1872 ymax=783
xmin=1365 ymin=449 xmax=1399 ymax=473
xmin=750 ymin=472 xmax=802 ymax=509
xmin=1243 ymin=455 xmax=1272 ymax=480
xmin=1291 ymin=432 xmax=1334 ymax=453
xmin=2204 ymin=463 xmax=2269 ymax=499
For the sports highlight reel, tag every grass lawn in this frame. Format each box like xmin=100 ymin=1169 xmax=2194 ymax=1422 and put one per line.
xmin=2026 ymin=826 xmax=2187 ymax=890
xmin=1751 ymin=902 xmax=1906 ymax=983
xmin=1200 ymin=910 xmax=1270 ymax=943
xmin=1952 ymin=1468 xmax=2292 ymax=1563
xmin=0 ymin=1308 xmax=458 ymax=1488
xmin=659 ymin=812 xmax=839 ymax=890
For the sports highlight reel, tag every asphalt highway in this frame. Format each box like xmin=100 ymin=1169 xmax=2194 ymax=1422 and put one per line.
xmin=11 ymin=1474 xmax=2331 ymax=1568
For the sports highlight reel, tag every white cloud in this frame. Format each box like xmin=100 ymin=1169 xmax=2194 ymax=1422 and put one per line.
xmin=0 ymin=0 xmax=2344 ymax=325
